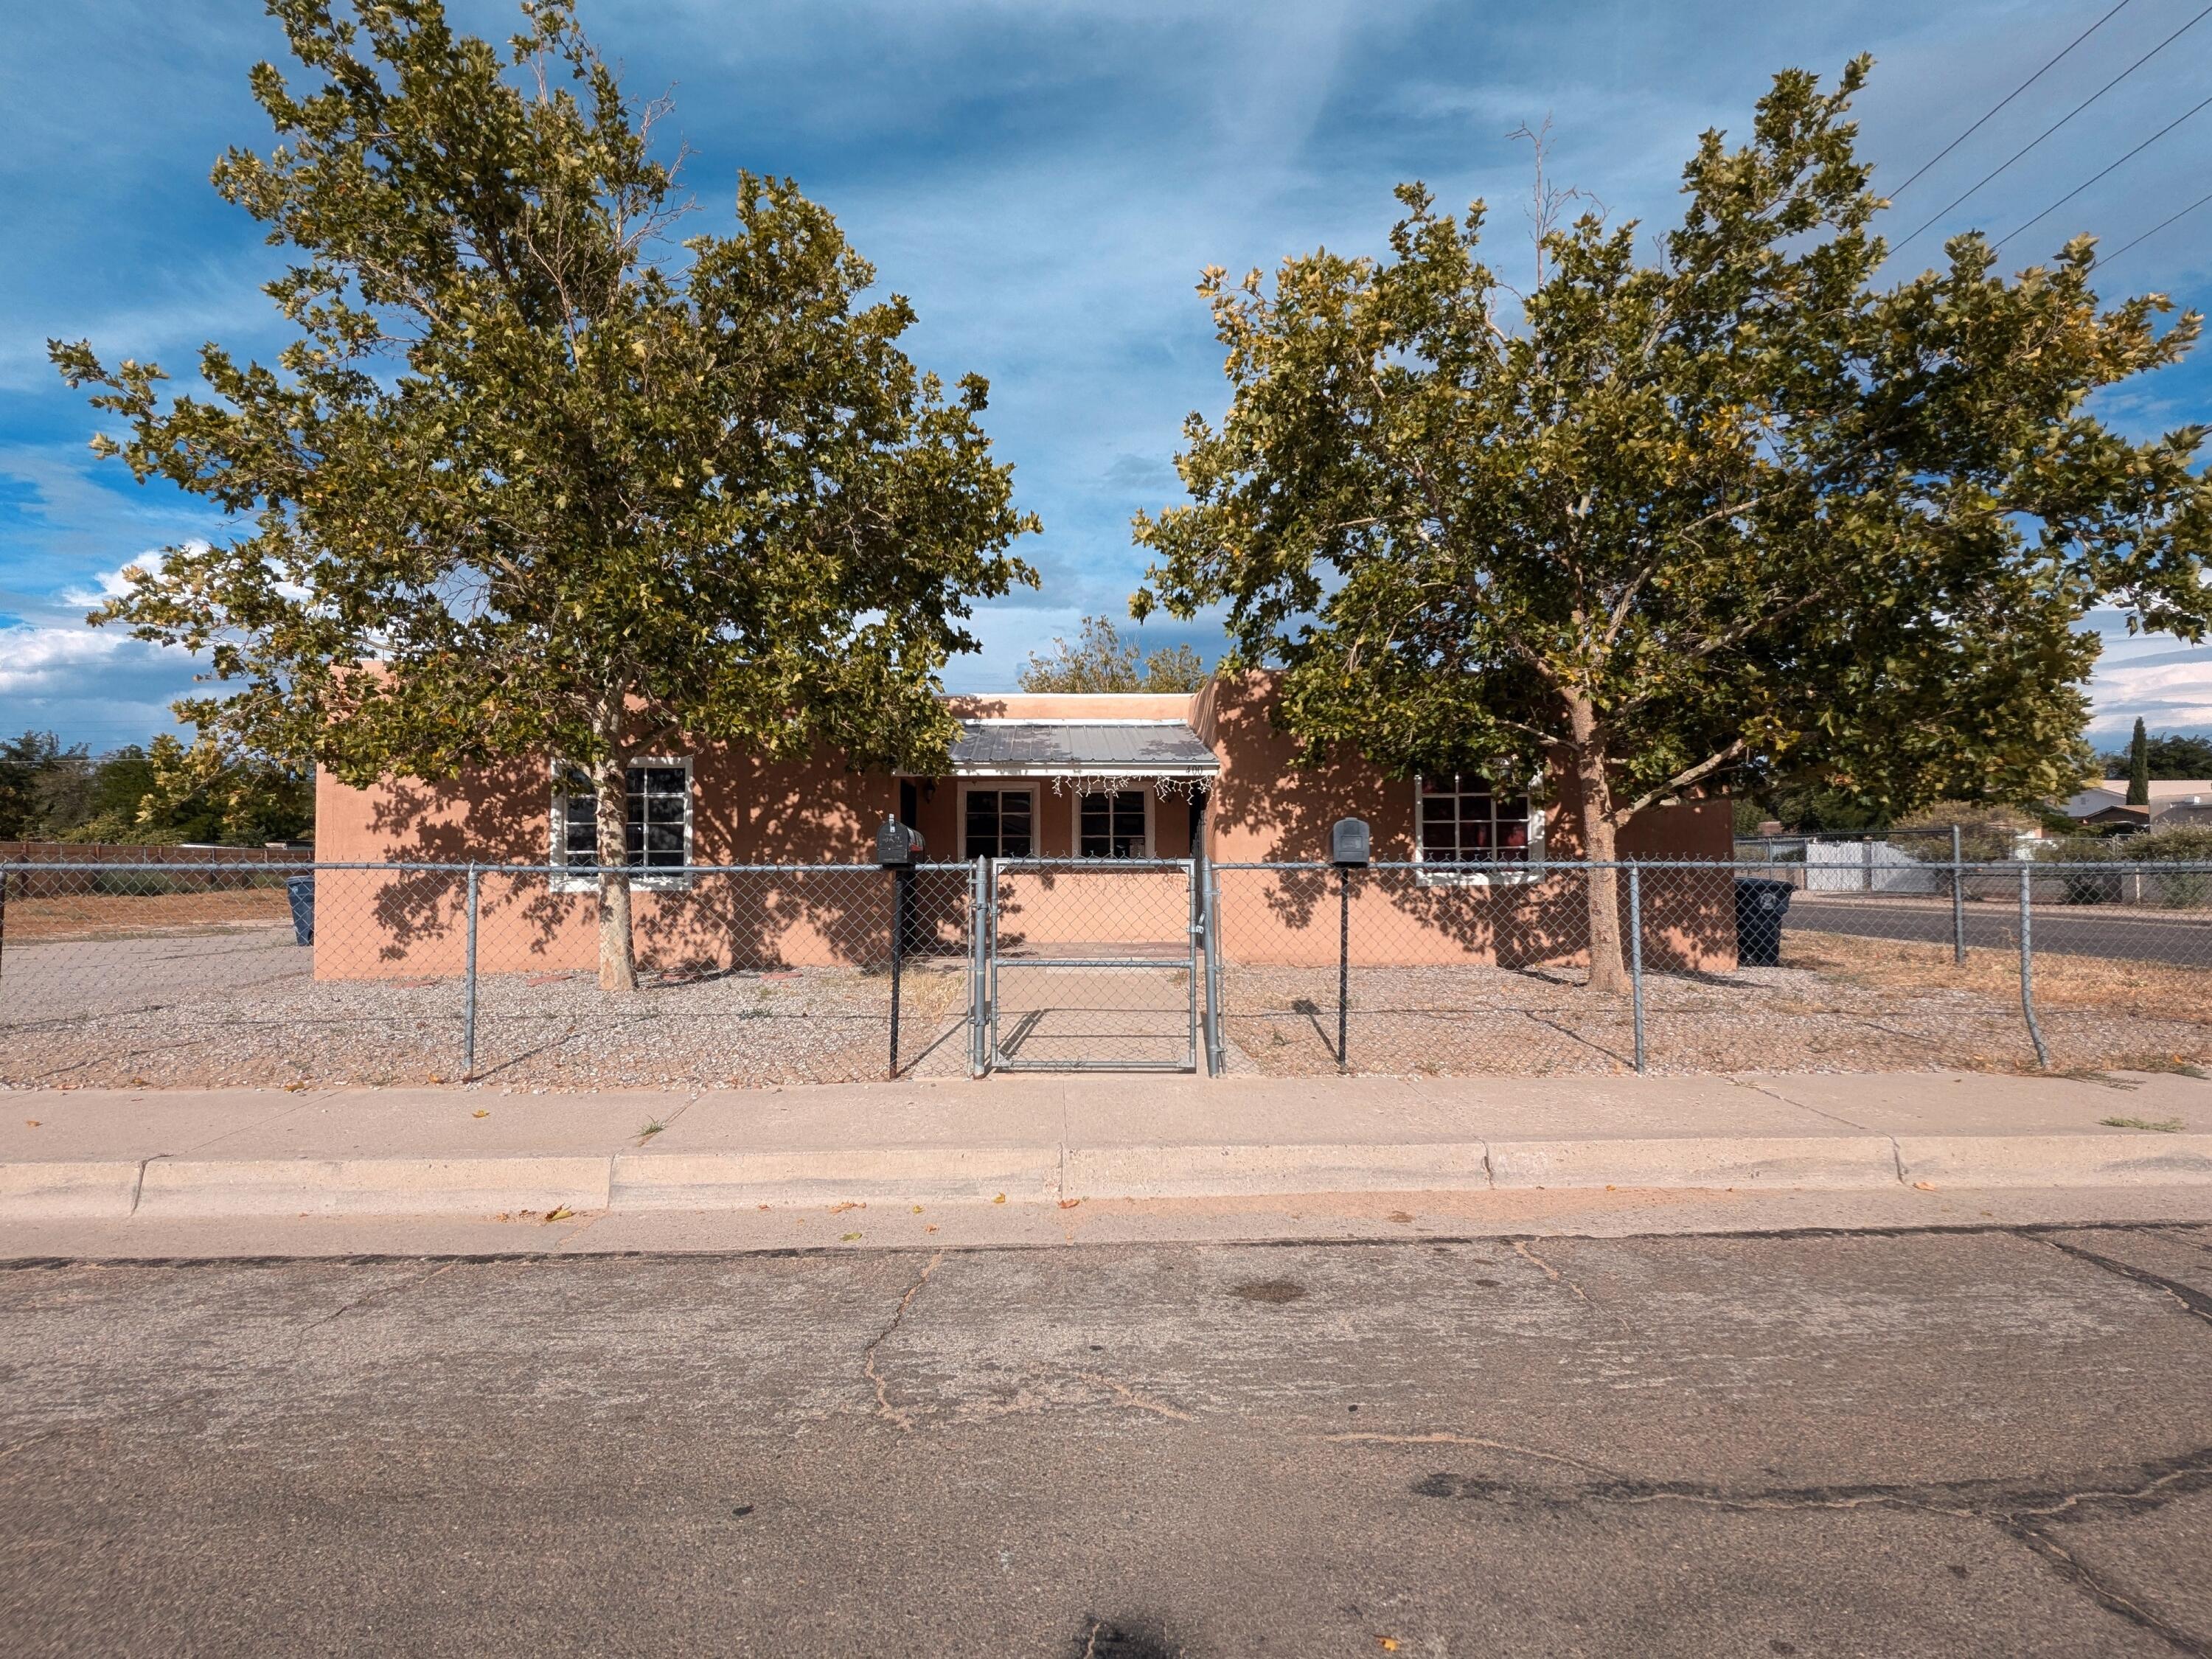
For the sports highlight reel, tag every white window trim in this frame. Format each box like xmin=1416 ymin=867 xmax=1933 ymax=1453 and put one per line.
xmin=1074 ymin=785 xmax=1155 ymax=860
xmin=551 ymin=757 xmax=695 ymax=891
xmin=959 ymin=781 xmax=1040 ymax=860
xmin=1413 ymin=774 xmax=1545 ymax=887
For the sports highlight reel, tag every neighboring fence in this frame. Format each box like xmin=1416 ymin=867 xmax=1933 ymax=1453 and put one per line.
xmin=3 ymin=855 xmax=2208 ymax=1088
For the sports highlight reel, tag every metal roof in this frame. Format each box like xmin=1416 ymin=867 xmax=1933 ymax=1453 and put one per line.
xmin=946 ymin=719 xmax=1220 ymax=777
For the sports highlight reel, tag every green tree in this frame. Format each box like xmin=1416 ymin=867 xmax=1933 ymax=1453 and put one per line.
xmin=0 ymin=734 xmax=93 ymax=845
xmin=1133 ymin=61 xmax=2212 ymax=992
xmin=1017 ymin=614 xmax=1208 ymax=692
xmin=2100 ymin=730 xmax=2212 ymax=778
xmin=127 ymin=734 xmax=313 ymax=846
xmin=53 ymin=0 xmax=1036 ymax=991
xmin=2126 ymin=716 xmax=2151 ymax=804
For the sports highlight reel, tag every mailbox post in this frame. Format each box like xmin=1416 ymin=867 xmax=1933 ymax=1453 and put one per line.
xmin=1330 ymin=818 xmax=1370 ymax=1071
xmin=876 ymin=818 xmax=925 ymax=1077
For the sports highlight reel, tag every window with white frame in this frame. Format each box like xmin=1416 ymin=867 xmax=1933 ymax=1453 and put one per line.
xmin=1416 ymin=773 xmax=1542 ymax=880
xmin=1078 ymin=789 xmax=1150 ymax=858
xmin=962 ymin=786 xmax=1034 ymax=858
xmin=552 ymin=760 xmax=693 ymax=886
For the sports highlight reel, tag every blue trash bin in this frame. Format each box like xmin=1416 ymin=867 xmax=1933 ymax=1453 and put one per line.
xmin=1733 ymin=877 xmax=1793 ymax=967
xmin=285 ymin=874 xmax=315 ymax=946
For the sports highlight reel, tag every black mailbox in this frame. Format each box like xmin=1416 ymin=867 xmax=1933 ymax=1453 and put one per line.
xmin=874 ymin=818 xmax=925 ymax=866
xmin=1330 ymin=816 xmax=1371 ymax=868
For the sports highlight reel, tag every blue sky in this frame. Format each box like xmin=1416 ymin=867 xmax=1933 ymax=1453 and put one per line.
xmin=3 ymin=0 xmax=2210 ymax=755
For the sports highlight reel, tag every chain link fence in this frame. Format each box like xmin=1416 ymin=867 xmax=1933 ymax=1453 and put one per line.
xmin=0 ymin=860 xmax=975 ymax=1089
xmin=1203 ymin=858 xmax=2212 ymax=1078
xmin=3 ymin=854 xmax=2207 ymax=1087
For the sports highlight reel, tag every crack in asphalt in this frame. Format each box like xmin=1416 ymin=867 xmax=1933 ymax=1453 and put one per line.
xmin=861 ymin=1248 xmax=945 ymax=1433
xmin=1408 ymin=1445 xmax=2212 ymax=1655
xmin=2040 ymin=1235 xmax=2212 ymax=1328
xmin=303 ymin=1259 xmax=459 ymax=1329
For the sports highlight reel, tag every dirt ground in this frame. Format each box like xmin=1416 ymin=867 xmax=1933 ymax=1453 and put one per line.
xmin=2 ymin=888 xmax=293 ymax=943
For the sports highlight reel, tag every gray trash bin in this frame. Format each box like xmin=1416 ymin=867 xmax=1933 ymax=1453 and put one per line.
xmin=285 ymin=874 xmax=315 ymax=946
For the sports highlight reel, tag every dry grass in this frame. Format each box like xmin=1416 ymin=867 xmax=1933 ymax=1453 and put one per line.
xmin=4 ymin=889 xmax=293 ymax=943
xmin=1787 ymin=929 xmax=2211 ymax=1024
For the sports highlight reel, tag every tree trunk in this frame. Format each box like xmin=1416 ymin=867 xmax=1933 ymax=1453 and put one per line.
xmin=1568 ymin=691 xmax=1630 ymax=996
xmin=592 ymin=748 xmax=638 ymax=994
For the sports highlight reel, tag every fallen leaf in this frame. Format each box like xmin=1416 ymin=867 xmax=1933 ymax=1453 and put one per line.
xmin=756 ymin=1203 xmax=770 ymax=1211
xmin=1058 ymin=1198 xmax=1082 ymax=1209
xmin=284 ymin=1082 xmax=307 ymax=1093
xmin=471 ymin=1109 xmax=490 ymax=1119
xmin=1913 ymin=1181 xmax=1936 ymax=1192
xmin=24 ymin=1120 xmax=39 ymax=1128
xmin=840 ymin=1231 xmax=863 ymax=1242
xmin=829 ymin=1200 xmax=863 ymax=1214
xmin=427 ymin=1076 xmax=445 ymax=1085
xmin=993 ymin=1192 xmax=1006 ymax=1205
xmin=911 ymin=1205 xmax=924 ymax=1214
xmin=925 ymin=1225 xmax=939 ymax=1234
xmin=543 ymin=1206 xmax=575 ymax=1223
xmin=1377 ymin=1640 xmax=1400 ymax=1652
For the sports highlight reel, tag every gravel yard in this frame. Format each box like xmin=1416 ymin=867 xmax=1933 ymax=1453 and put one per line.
xmin=1 ymin=929 xmax=971 ymax=1088
xmin=4 ymin=919 xmax=2206 ymax=1087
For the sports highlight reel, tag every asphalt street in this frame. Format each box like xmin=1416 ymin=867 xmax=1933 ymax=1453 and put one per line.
xmin=1787 ymin=895 xmax=2212 ymax=967
xmin=4 ymin=1225 xmax=2212 ymax=1656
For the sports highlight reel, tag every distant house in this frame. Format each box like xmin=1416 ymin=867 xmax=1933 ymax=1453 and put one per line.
xmin=2061 ymin=779 xmax=2212 ymax=829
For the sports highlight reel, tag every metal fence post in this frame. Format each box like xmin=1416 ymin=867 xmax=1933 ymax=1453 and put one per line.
xmin=1202 ymin=859 xmax=1226 ymax=1077
xmin=1950 ymin=824 xmax=1966 ymax=966
xmin=0 ymin=864 xmax=10 ymax=984
xmin=2017 ymin=862 xmax=2050 ymax=1069
xmin=1862 ymin=837 xmax=1874 ymax=892
xmin=462 ymin=862 xmax=479 ymax=1078
xmin=1336 ymin=865 xmax=1352 ymax=1071
xmin=887 ymin=863 xmax=910 ymax=1080
xmin=969 ymin=856 xmax=987 ymax=1077
xmin=1628 ymin=863 xmax=1646 ymax=1075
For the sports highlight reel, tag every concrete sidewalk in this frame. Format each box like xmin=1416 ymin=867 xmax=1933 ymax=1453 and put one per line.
xmin=2 ymin=1068 xmax=2209 ymax=1222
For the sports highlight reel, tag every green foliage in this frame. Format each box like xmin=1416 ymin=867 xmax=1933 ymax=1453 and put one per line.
xmin=0 ymin=732 xmax=85 ymax=840
xmin=2095 ymin=730 xmax=2212 ymax=779
xmin=1017 ymin=615 xmax=1208 ymax=693
xmin=2044 ymin=822 xmax=2212 ymax=905
xmin=1132 ymin=60 xmax=2212 ymax=980
xmin=1892 ymin=800 xmax=2033 ymax=862
xmin=50 ymin=0 xmax=1035 ymax=987
xmin=2127 ymin=717 xmax=2151 ymax=804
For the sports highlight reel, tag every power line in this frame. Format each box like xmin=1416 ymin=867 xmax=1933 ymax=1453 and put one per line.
xmin=1996 ymin=88 xmax=2212 ymax=249
xmin=1891 ymin=0 xmax=2212 ymax=257
xmin=2097 ymin=186 xmax=2212 ymax=267
xmin=1888 ymin=0 xmax=2135 ymax=199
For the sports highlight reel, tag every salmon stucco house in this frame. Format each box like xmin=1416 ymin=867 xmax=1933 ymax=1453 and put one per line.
xmin=313 ymin=672 xmax=1736 ymax=980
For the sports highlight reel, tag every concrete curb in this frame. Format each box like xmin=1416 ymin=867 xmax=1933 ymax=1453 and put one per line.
xmin=1896 ymin=1133 xmax=2212 ymax=1188
xmin=5 ymin=1129 xmax=2212 ymax=1219
xmin=1487 ymin=1135 xmax=1902 ymax=1191
xmin=611 ymin=1147 xmax=1060 ymax=1210
xmin=133 ymin=1156 xmax=613 ymax=1219
xmin=0 ymin=1159 xmax=144 ymax=1220
xmin=1063 ymin=1141 xmax=1493 ymax=1200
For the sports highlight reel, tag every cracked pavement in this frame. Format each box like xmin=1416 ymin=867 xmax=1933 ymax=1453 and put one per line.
xmin=3 ymin=1222 xmax=2211 ymax=1655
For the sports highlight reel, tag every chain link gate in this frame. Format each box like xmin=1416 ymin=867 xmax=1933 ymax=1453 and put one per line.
xmin=978 ymin=856 xmax=1202 ymax=1072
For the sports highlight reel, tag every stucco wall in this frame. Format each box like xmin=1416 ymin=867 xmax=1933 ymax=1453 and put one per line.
xmin=311 ymin=672 xmax=1734 ymax=980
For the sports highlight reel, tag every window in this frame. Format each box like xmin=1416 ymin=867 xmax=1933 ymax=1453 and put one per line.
xmin=963 ymin=787 xmax=1034 ymax=858
xmin=552 ymin=760 xmax=692 ymax=886
xmin=1416 ymin=773 xmax=1542 ymax=883
xmin=1079 ymin=789 xmax=1150 ymax=858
